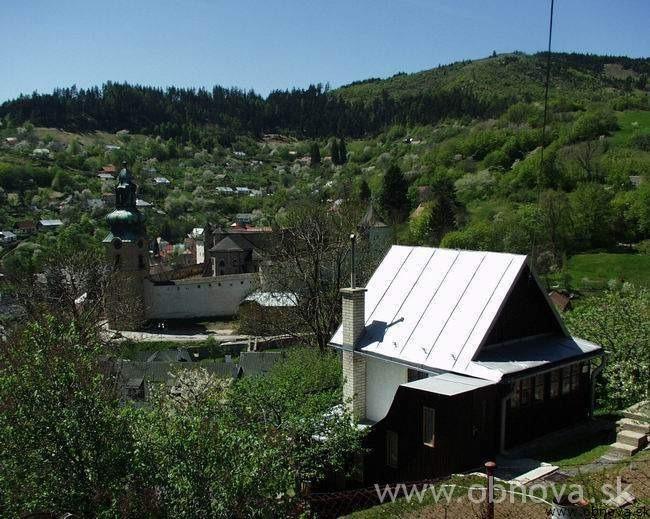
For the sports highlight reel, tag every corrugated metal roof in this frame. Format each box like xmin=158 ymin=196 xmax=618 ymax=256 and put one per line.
xmin=472 ymin=335 xmax=602 ymax=376
xmin=330 ymin=246 xmax=603 ymax=382
xmin=402 ymin=372 xmax=496 ymax=396
xmin=239 ymin=351 xmax=285 ymax=376
xmin=330 ymin=246 xmax=528 ymax=376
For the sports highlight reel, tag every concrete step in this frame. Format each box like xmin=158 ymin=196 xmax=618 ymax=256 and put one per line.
xmin=617 ymin=430 xmax=648 ymax=449
xmin=617 ymin=417 xmax=650 ymax=435
xmin=609 ymin=442 xmax=640 ymax=457
xmin=622 ymin=409 xmax=650 ymax=422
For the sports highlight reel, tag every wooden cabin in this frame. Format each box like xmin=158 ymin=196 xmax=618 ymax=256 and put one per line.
xmin=329 ymin=246 xmax=604 ymax=485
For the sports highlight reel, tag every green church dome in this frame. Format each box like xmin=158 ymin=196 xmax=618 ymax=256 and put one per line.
xmin=106 ymin=208 xmax=145 ymax=226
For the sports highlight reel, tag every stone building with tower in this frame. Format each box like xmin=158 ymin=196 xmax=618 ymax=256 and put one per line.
xmin=104 ymin=162 xmax=149 ymax=330
xmin=103 ymin=163 xmax=258 ymax=327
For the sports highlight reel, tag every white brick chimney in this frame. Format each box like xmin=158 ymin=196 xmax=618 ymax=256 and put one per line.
xmin=341 ymin=234 xmax=367 ymax=420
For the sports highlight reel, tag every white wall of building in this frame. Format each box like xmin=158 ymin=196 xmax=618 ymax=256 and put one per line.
xmin=365 ymin=356 xmax=407 ymax=422
xmin=196 ymin=243 xmax=204 ymax=264
xmin=144 ymin=273 xmax=255 ymax=319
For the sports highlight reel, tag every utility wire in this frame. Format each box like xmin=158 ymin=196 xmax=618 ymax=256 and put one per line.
xmin=539 ymin=0 xmax=555 ymax=179
xmin=531 ymin=0 xmax=555 ymax=268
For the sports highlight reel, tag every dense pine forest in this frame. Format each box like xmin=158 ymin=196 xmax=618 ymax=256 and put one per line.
xmin=2 ymin=52 xmax=648 ymax=145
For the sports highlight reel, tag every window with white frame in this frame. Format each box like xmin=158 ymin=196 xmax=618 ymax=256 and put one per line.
xmin=422 ymin=407 xmax=435 ymax=447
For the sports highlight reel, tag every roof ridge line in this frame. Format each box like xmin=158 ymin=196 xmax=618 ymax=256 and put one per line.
xmin=452 ymin=256 xmax=516 ymax=371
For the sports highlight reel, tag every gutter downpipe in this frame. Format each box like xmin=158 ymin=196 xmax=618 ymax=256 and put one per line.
xmin=589 ymin=355 xmax=606 ymax=419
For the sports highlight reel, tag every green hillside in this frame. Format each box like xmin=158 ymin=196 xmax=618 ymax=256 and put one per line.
xmin=337 ymin=52 xmax=650 ymax=106
xmin=1 ymin=51 xmax=649 ymax=295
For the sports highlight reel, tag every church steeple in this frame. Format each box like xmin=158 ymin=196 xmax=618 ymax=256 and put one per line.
xmin=104 ymin=162 xmax=145 ymax=242
xmin=115 ymin=160 xmax=137 ymax=209
xmin=103 ymin=162 xmax=149 ymax=330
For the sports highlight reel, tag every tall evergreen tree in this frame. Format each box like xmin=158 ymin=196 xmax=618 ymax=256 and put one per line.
xmin=330 ymin=139 xmax=340 ymax=165
xmin=378 ymin=164 xmax=408 ymax=222
xmin=310 ymin=142 xmax=321 ymax=166
xmin=358 ymin=179 xmax=371 ymax=203
xmin=338 ymin=138 xmax=347 ymax=164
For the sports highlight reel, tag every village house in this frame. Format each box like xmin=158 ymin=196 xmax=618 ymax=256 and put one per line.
xmin=32 ymin=148 xmax=50 ymax=157
xmin=98 ymin=172 xmax=115 ymax=181
xmin=153 ymin=176 xmax=171 ymax=186
xmin=202 ymin=221 xmax=272 ymax=277
xmin=329 ymin=245 xmax=604 ymax=484
xmin=136 ymin=198 xmax=152 ymax=209
xmin=238 ymin=291 xmax=297 ymax=335
xmin=358 ymin=205 xmax=392 ymax=252
xmin=37 ymin=219 xmax=64 ymax=231
xmin=100 ymin=164 xmax=117 ymax=174
xmin=15 ymin=220 xmax=36 ymax=236
xmin=0 ymin=231 xmax=17 ymax=244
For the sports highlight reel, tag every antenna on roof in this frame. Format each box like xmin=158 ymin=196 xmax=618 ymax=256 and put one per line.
xmin=350 ymin=233 xmax=357 ymax=289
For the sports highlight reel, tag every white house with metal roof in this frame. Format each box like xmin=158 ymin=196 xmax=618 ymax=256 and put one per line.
xmin=330 ymin=245 xmax=604 ymax=483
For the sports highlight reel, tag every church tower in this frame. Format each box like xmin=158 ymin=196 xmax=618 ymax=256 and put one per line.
xmin=103 ymin=162 xmax=149 ymax=330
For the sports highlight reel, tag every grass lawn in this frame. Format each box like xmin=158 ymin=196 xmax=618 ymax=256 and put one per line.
xmin=346 ymin=474 xmax=489 ymax=519
xmin=562 ymin=252 xmax=650 ymax=290
xmin=611 ymin=110 xmax=650 ymax=146
xmin=117 ymin=339 xmax=213 ymax=359
xmin=535 ymin=441 xmax=611 ymax=468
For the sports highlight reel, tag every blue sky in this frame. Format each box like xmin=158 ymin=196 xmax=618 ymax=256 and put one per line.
xmin=1 ymin=0 xmax=648 ymax=103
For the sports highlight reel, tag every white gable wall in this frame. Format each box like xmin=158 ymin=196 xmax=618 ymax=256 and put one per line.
xmin=365 ymin=356 xmax=407 ymax=422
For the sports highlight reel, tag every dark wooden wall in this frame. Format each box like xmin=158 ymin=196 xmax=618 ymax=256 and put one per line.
xmin=362 ymin=384 xmax=498 ymax=484
xmin=485 ymin=267 xmax=564 ymax=346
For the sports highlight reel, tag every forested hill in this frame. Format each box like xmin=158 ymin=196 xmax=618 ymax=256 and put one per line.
xmin=336 ymin=52 xmax=650 ymax=104
xmin=1 ymin=52 xmax=648 ymax=143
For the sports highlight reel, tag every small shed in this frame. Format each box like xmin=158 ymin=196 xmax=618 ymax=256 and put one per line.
xmin=37 ymin=219 xmax=64 ymax=231
xmin=0 ymin=231 xmax=17 ymax=244
xmin=238 ymin=292 xmax=297 ymax=335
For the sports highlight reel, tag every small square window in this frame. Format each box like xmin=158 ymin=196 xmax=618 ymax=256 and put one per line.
xmin=423 ymin=407 xmax=435 ymax=447
xmin=386 ymin=430 xmax=398 ymax=468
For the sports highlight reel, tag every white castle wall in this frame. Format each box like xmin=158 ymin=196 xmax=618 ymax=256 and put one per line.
xmin=144 ymin=273 xmax=256 ymax=319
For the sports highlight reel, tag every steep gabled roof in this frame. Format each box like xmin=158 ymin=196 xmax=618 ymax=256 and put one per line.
xmin=359 ymin=204 xmax=387 ymax=229
xmin=210 ymin=233 xmax=255 ymax=252
xmin=330 ymin=246 xmax=597 ymax=382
